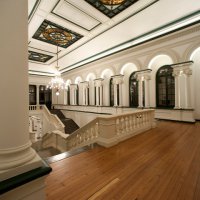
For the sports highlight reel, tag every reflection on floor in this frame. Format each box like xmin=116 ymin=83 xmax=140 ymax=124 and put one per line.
xmin=37 ymin=147 xmax=61 ymax=159
xmin=31 ymin=138 xmax=95 ymax=164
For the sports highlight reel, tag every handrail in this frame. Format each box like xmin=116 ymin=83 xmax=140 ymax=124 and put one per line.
xmin=42 ymin=109 xmax=155 ymax=152
xmin=41 ymin=105 xmax=65 ymax=132
xmin=29 ymin=105 xmax=65 ymax=133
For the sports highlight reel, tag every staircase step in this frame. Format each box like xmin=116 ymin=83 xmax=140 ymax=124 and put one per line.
xmin=50 ymin=109 xmax=65 ymax=119
xmin=50 ymin=109 xmax=79 ymax=134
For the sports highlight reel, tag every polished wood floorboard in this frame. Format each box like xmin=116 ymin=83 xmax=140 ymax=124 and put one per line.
xmin=46 ymin=121 xmax=200 ymax=200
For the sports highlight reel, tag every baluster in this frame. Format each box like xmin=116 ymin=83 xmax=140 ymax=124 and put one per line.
xmin=89 ymin=128 xmax=92 ymax=141
xmin=95 ymin=122 xmax=98 ymax=138
xmin=79 ymin=133 xmax=82 ymax=144
xmin=145 ymin=112 xmax=148 ymax=126
xmin=75 ymin=134 xmax=78 ymax=146
xmin=83 ymin=131 xmax=86 ymax=142
xmin=141 ymin=113 xmax=144 ymax=126
xmin=91 ymin=127 xmax=94 ymax=139
xmin=136 ymin=114 xmax=139 ymax=128
xmin=78 ymin=134 xmax=82 ymax=144
xmin=120 ymin=117 xmax=124 ymax=134
xmin=129 ymin=115 xmax=133 ymax=132
xmin=139 ymin=113 xmax=142 ymax=128
xmin=147 ymin=112 xmax=150 ymax=125
xmin=116 ymin=118 xmax=120 ymax=135
xmin=87 ymin=130 xmax=90 ymax=141
xmin=125 ymin=116 xmax=129 ymax=133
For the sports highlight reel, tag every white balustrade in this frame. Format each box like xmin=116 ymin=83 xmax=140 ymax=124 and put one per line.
xmin=42 ymin=109 xmax=155 ymax=152
xmin=29 ymin=105 xmax=65 ymax=133
xmin=33 ymin=106 xmax=155 ymax=152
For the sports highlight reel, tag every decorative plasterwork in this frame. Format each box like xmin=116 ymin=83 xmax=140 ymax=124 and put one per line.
xmin=94 ymin=78 xmax=104 ymax=86
xmin=172 ymin=61 xmax=193 ymax=76
xmin=85 ymin=0 xmax=139 ymax=18
xmin=80 ymin=81 xmax=89 ymax=88
xmin=135 ymin=69 xmax=152 ymax=80
xmin=28 ymin=51 xmax=53 ymax=63
xmin=60 ymin=12 xmax=200 ymax=73
xmin=52 ymin=0 xmax=101 ymax=31
xmin=32 ymin=20 xmax=83 ymax=48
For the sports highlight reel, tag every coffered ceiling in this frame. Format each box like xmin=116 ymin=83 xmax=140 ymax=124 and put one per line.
xmin=28 ymin=0 xmax=200 ymax=76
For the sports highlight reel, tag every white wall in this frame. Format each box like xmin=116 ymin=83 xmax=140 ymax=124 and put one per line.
xmin=58 ymin=0 xmax=200 ymax=70
xmin=190 ymin=47 xmax=200 ymax=119
xmin=120 ymin=63 xmax=138 ymax=106
xmin=148 ymin=55 xmax=174 ymax=107
xmin=49 ymin=24 xmax=200 ymax=121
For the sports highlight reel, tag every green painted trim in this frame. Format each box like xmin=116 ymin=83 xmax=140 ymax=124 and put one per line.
xmin=0 ymin=160 xmax=52 ymax=195
xmin=28 ymin=0 xmax=41 ymax=23
xmin=61 ymin=10 xmax=200 ymax=74
xmin=29 ymin=46 xmax=56 ymax=55
xmin=51 ymin=0 xmax=102 ymax=32
xmin=171 ymin=60 xmax=194 ymax=67
xmin=56 ymin=0 xmax=159 ymax=67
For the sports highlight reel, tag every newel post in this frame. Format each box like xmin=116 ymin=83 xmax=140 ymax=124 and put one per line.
xmin=97 ymin=117 xmax=119 ymax=147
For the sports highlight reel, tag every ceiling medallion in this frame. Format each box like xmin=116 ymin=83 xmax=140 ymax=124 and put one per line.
xmin=85 ymin=0 xmax=138 ymax=18
xmin=100 ymin=0 xmax=125 ymax=6
xmin=42 ymin=28 xmax=72 ymax=46
xmin=28 ymin=51 xmax=53 ymax=63
xmin=32 ymin=20 xmax=83 ymax=48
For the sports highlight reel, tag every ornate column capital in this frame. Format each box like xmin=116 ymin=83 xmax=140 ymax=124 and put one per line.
xmin=172 ymin=61 xmax=193 ymax=76
xmin=94 ymin=78 xmax=104 ymax=87
xmin=143 ymin=74 xmax=151 ymax=80
xmin=70 ymin=84 xmax=78 ymax=90
xmin=80 ymin=81 xmax=89 ymax=88
xmin=172 ymin=70 xmax=180 ymax=77
xmin=111 ymin=74 xmax=124 ymax=85
xmin=183 ymin=68 xmax=192 ymax=76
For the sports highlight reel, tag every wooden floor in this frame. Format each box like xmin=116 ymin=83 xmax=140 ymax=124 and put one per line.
xmin=46 ymin=121 xmax=200 ymax=200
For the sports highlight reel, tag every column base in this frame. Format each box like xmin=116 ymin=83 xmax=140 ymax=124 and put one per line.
xmin=0 ymin=160 xmax=52 ymax=200
xmin=0 ymin=153 xmax=42 ymax=181
xmin=0 ymin=141 xmax=43 ymax=180
xmin=174 ymin=106 xmax=181 ymax=109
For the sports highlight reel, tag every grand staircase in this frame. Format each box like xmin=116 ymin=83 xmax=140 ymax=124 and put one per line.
xmin=50 ymin=109 xmax=79 ymax=134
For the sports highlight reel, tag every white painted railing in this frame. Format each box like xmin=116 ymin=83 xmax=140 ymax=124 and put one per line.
xmin=29 ymin=105 xmax=65 ymax=133
xmin=41 ymin=105 xmax=65 ymax=132
xmin=53 ymin=104 xmax=136 ymax=115
xmin=67 ymin=119 xmax=99 ymax=150
xmin=42 ymin=109 xmax=155 ymax=152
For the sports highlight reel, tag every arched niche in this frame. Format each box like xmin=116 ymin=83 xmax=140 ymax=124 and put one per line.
xmin=120 ymin=63 xmax=138 ymax=106
xmin=64 ymin=79 xmax=71 ymax=105
xmin=147 ymin=54 xmax=174 ymax=107
xmin=74 ymin=76 xmax=83 ymax=84
xmin=100 ymin=68 xmax=114 ymax=106
xmin=190 ymin=47 xmax=200 ymax=119
xmin=86 ymin=73 xmax=96 ymax=105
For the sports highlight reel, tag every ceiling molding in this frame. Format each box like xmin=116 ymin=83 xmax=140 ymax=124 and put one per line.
xmin=60 ymin=12 xmax=200 ymax=74
xmin=29 ymin=70 xmax=55 ymax=77
xmin=52 ymin=0 xmax=102 ymax=31
xmin=28 ymin=46 xmax=56 ymax=55
xmin=48 ymin=0 xmax=158 ymax=66
xmin=85 ymin=0 xmax=139 ymax=18
xmin=29 ymin=51 xmax=54 ymax=63
xmin=28 ymin=0 xmax=41 ymax=23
